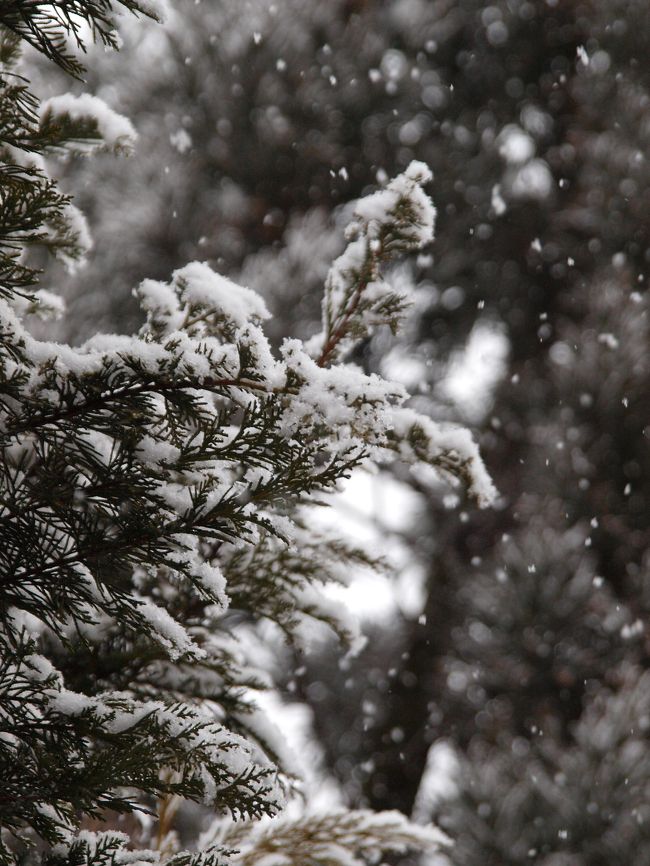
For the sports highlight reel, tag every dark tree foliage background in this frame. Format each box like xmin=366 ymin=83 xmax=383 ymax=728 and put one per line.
xmin=38 ymin=1 xmax=650 ymax=862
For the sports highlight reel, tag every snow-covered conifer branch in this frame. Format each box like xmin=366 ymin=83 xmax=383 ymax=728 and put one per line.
xmin=200 ymin=808 xmax=450 ymax=866
xmin=0 ymin=0 xmax=161 ymax=77
xmin=40 ymin=94 xmax=138 ymax=155
xmin=314 ymin=161 xmax=435 ymax=367
xmin=0 ymin=2 xmax=493 ymax=863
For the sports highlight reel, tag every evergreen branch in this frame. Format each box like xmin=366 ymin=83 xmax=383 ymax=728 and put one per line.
xmin=205 ymin=809 xmax=449 ymax=866
xmin=3 ymin=373 xmax=281 ymax=437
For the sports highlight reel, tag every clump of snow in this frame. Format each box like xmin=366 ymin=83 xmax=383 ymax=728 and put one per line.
xmin=136 ymin=598 xmax=204 ymax=660
xmin=352 ymin=160 xmax=435 ymax=246
xmin=175 ymin=262 xmax=271 ymax=327
xmin=30 ymin=289 xmax=65 ymax=321
xmin=41 ymin=94 xmax=137 ymax=153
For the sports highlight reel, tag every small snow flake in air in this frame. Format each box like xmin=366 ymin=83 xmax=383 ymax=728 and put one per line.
xmin=491 ymin=184 xmax=506 ymax=215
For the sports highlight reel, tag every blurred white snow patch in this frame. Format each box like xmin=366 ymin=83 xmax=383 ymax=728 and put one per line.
xmin=390 ymin=0 xmax=428 ymax=29
xmin=598 ymin=332 xmax=619 ymax=350
xmin=381 ymin=345 xmax=428 ymax=390
xmin=511 ymin=159 xmax=553 ymax=200
xmin=380 ymin=49 xmax=409 ymax=81
xmin=314 ymin=470 xmax=426 ymax=622
xmin=254 ymin=691 xmax=343 ymax=809
xmin=442 ymin=322 xmax=508 ymax=421
xmin=497 ymin=124 xmax=535 ymax=164
xmin=394 ymin=560 xmax=428 ymax=618
xmin=520 ymin=104 xmax=552 ymax=137
xmin=169 ymin=128 xmax=192 ymax=153
xmin=589 ymin=50 xmax=611 ymax=75
xmin=412 ymin=739 xmax=460 ymax=822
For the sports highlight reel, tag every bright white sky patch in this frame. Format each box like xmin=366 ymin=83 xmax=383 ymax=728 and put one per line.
xmin=381 ymin=345 xmax=428 ymax=390
xmin=313 ymin=470 xmax=425 ymax=622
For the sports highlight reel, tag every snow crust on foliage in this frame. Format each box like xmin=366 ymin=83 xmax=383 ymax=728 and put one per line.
xmin=390 ymin=409 xmax=497 ymax=507
xmin=352 ymin=160 xmax=435 ymax=243
xmin=60 ymin=203 xmax=93 ymax=266
xmin=31 ymin=289 xmax=66 ymax=320
xmin=169 ymin=535 xmax=228 ymax=594
xmin=136 ymin=598 xmax=204 ymax=660
xmin=36 ymin=667 xmax=285 ymax=810
xmin=35 ymin=802 xmax=76 ymax=842
xmin=41 ymin=94 xmax=137 ymax=152
xmin=279 ymin=341 xmax=496 ymax=507
xmin=176 ymin=262 xmax=270 ymax=326
xmin=138 ymin=262 xmax=270 ymax=333
xmin=53 ymin=830 xmax=162 ymax=864
xmin=280 ymin=339 xmax=405 ymax=445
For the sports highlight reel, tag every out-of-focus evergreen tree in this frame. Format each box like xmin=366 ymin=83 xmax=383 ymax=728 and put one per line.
xmin=37 ymin=0 xmax=650 ymax=862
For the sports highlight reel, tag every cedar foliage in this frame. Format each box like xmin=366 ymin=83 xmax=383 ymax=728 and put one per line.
xmin=0 ymin=2 xmax=493 ymax=863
